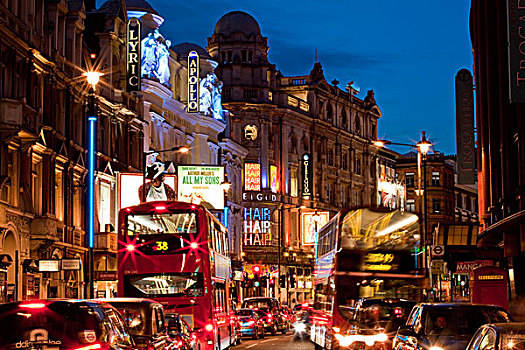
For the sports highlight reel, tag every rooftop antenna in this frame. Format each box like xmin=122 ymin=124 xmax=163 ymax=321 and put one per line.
xmin=315 ymin=48 xmax=318 ymax=63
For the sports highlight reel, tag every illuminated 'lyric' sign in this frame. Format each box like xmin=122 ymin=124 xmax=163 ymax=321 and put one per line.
xmin=126 ymin=18 xmax=141 ymax=92
xmin=243 ymin=207 xmax=272 ymax=246
xmin=244 ymin=163 xmax=261 ymax=191
xmin=187 ymin=51 xmax=199 ymax=112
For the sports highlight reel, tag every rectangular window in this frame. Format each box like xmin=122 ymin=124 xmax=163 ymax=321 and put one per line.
xmin=55 ymin=168 xmax=64 ymax=221
xmin=405 ymin=172 xmax=414 ymax=187
xmin=406 ymin=199 xmax=415 ymax=213
xmin=290 ymin=167 xmax=298 ymax=197
xmin=432 ymin=171 xmax=440 ymax=186
xmin=32 ymin=157 xmax=43 ymax=216
xmin=342 ymin=154 xmax=347 ymax=170
xmin=73 ymin=177 xmax=82 ymax=228
xmin=432 ymin=198 xmax=441 ymax=213
xmin=99 ymin=182 xmax=112 ymax=229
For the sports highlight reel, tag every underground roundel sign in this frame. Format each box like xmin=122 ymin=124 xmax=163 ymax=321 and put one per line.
xmin=431 ymin=245 xmax=444 ymax=257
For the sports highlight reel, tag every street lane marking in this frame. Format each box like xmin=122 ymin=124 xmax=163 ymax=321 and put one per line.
xmin=246 ymin=343 xmax=258 ymax=348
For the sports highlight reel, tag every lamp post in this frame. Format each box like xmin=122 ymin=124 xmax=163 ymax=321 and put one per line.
xmin=83 ymin=70 xmax=103 ymax=298
xmin=373 ymin=132 xmax=432 ymax=287
xmin=141 ymin=146 xmax=189 ymax=202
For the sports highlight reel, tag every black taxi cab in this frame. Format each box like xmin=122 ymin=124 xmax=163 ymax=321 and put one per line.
xmin=0 ymin=299 xmax=135 ymax=350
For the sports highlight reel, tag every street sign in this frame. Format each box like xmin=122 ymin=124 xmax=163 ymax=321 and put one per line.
xmin=431 ymin=245 xmax=445 ymax=257
xmin=431 ymin=260 xmax=446 ymax=275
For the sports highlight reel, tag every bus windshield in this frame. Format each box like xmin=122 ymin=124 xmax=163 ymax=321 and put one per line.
xmin=125 ymin=273 xmax=204 ymax=298
xmin=127 ymin=212 xmax=198 ymax=235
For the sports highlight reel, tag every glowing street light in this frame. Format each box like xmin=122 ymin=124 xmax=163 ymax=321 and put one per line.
xmin=84 ymin=69 xmax=102 ymax=299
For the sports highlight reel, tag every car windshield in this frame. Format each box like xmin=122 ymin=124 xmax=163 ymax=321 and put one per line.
xmin=0 ymin=302 xmax=103 ymax=348
xmin=125 ymin=273 xmax=204 ymax=297
xmin=117 ymin=308 xmax=145 ymax=333
xmin=423 ymin=308 xmax=494 ymax=336
xmin=354 ymin=300 xmax=416 ymax=333
xmin=242 ymin=299 xmax=274 ymax=310
xmin=236 ymin=310 xmax=254 ymax=317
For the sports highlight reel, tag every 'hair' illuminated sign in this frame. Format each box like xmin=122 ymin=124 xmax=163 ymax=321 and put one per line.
xmin=126 ymin=18 xmax=141 ymax=92
xmin=243 ymin=207 xmax=272 ymax=246
xmin=244 ymin=163 xmax=261 ymax=191
xmin=187 ymin=51 xmax=199 ymax=112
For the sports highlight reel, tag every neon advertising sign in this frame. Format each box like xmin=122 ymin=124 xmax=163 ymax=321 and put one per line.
xmin=187 ymin=51 xmax=199 ymax=112
xmin=243 ymin=207 xmax=272 ymax=246
xmin=244 ymin=163 xmax=261 ymax=191
xmin=126 ymin=18 xmax=141 ymax=92
xmin=301 ymin=153 xmax=312 ymax=197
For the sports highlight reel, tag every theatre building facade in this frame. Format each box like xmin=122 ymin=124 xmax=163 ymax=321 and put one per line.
xmin=207 ymin=11 xmax=382 ymax=303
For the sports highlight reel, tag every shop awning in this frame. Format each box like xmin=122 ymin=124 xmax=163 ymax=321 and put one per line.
xmin=477 ymin=210 xmax=525 ymax=247
xmin=435 ymin=223 xmax=479 ymax=246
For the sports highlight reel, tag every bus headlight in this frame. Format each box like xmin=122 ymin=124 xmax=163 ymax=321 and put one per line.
xmin=430 ymin=346 xmax=444 ymax=350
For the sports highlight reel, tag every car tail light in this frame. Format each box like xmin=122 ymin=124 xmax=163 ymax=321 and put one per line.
xmin=73 ymin=344 xmax=102 ymax=350
xmin=19 ymin=303 xmax=46 ymax=309
xmin=267 ymin=316 xmax=272 ymax=322
xmin=205 ymin=323 xmax=213 ymax=332
xmin=175 ymin=340 xmax=183 ymax=348
xmin=155 ymin=205 xmax=166 ymax=211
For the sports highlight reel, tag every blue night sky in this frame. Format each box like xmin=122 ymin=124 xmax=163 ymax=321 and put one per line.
xmin=109 ymin=0 xmax=474 ymax=155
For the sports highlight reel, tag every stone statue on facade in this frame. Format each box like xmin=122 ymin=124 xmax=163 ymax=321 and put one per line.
xmin=199 ymin=73 xmax=225 ymax=120
xmin=141 ymin=29 xmax=171 ymax=86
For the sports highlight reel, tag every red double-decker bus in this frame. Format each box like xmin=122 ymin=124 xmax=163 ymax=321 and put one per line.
xmin=117 ymin=201 xmax=234 ymax=350
xmin=311 ymin=208 xmax=424 ymax=350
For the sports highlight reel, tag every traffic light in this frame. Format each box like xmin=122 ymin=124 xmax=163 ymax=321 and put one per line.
xmin=279 ymin=275 xmax=286 ymax=288
xmin=270 ymin=278 xmax=275 ymax=286
xmin=253 ymin=265 xmax=260 ymax=274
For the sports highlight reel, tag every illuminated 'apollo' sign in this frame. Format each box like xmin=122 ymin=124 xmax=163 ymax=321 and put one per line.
xmin=126 ymin=18 xmax=141 ymax=92
xmin=187 ymin=51 xmax=199 ymax=112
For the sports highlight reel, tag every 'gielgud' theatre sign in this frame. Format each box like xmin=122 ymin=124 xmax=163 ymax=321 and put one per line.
xmin=243 ymin=206 xmax=273 ymax=246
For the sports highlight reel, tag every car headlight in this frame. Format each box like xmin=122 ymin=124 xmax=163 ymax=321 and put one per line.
xmin=429 ymin=346 xmax=445 ymax=350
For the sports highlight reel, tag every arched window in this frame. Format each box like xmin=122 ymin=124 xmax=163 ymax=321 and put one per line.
xmin=327 ymin=103 xmax=333 ymax=121
xmin=355 ymin=114 xmax=361 ymax=133
xmin=341 ymin=108 xmax=347 ymax=129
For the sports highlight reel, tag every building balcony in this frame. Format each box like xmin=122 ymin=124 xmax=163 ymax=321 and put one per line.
xmin=0 ymin=99 xmax=42 ymax=137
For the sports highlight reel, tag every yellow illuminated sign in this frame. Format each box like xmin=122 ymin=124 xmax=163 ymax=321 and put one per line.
xmin=478 ymin=274 xmax=504 ymax=280
xmin=363 ymin=253 xmax=395 ymax=271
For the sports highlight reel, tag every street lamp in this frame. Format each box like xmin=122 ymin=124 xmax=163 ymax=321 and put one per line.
xmin=83 ymin=70 xmax=103 ymax=298
xmin=141 ymin=146 xmax=189 ymax=202
xmin=373 ymin=131 xmax=433 ymax=287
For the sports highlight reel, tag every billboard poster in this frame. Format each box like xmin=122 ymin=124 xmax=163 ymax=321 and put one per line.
xmin=244 ymin=163 xmax=261 ymax=191
xmin=177 ymin=165 xmax=225 ymax=209
xmin=119 ymin=173 xmax=177 ymax=209
xmin=187 ymin=51 xmax=200 ymax=112
xmin=270 ymin=165 xmax=279 ymax=193
xmin=301 ymin=211 xmax=330 ymax=245
xmin=126 ymin=18 xmax=141 ymax=92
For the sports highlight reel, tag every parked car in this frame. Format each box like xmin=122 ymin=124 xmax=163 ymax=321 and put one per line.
xmin=236 ymin=308 xmax=265 ymax=340
xmin=336 ymin=298 xmax=416 ymax=350
xmin=393 ymin=303 xmax=512 ymax=350
xmin=102 ymin=297 xmax=174 ymax=350
xmin=242 ymin=297 xmax=287 ymax=334
xmin=165 ymin=313 xmax=195 ymax=350
xmin=0 ymin=299 xmax=135 ymax=349
xmin=466 ymin=323 xmax=525 ymax=350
